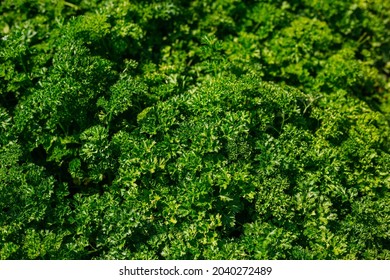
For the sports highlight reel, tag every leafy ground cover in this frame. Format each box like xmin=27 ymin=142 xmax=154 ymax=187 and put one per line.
xmin=0 ymin=0 xmax=389 ymax=259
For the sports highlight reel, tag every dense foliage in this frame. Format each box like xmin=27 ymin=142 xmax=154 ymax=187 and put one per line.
xmin=1 ymin=0 xmax=389 ymax=259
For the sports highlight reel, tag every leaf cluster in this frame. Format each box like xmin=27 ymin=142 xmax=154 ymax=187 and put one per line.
xmin=0 ymin=0 xmax=389 ymax=259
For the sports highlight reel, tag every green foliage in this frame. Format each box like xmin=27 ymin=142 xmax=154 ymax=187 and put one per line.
xmin=0 ymin=142 xmax=71 ymax=259
xmin=0 ymin=0 xmax=389 ymax=260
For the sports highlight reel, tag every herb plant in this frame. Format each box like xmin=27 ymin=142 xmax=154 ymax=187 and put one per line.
xmin=0 ymin=0 xmax=389 ymax=259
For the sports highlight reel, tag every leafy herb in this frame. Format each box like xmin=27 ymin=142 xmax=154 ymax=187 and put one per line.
xmin=1 ymin=0 xmax=389 ymax=259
